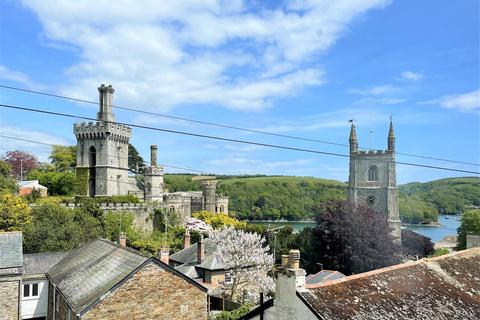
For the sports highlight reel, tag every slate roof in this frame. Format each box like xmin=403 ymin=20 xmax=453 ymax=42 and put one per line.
xmin=299 ymin=248 xmax=480 ymax=320
xmin=0 ymin=231 xmax=23 ymax=275
xmin=23 ymin=252 xmax=68 ymax=275
xmin=305 ymin=270 xmax=345 ymax=288
xmin=175 ymin=263 xmax=200 ymax=279
xmin=47 ymin=239 xmax=149 ymax=314
xmin=170 ymin=238 xmax=223 ymax=269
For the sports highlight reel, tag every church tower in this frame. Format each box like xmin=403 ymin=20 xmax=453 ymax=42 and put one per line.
xmin=347 ymin=120 xmax=401 ymax=243
xmin=74 ymin=84 xmax=132 ymax=196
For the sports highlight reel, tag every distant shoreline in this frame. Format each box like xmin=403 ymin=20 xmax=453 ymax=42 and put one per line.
xmin=247 ymin=220 xmax=316 ymax=223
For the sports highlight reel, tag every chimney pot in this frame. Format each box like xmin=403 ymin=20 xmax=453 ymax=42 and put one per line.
xmin=281 ymin=255 xmax=289 ymax=267
xmin=289 ymin=249 xmax=300 ymax=269
xmin=159 ymin=245 xmax=170 ymax=265
xmin=119 ymin=232 xmax=127 ymax=247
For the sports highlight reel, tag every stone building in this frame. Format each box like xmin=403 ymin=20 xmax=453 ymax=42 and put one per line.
xmin=0 ymin=232 xmax=23 ymax=320
xmin=242 ymin=248 xmax=480 ymax=320
xmin=21 ymin=252 xmax=67 ymax=319
xmin=169 ymin=235 xmax=228 ymax=289
xmin=347 ymin=120 xmax=401 ymax=242
xmin=46 ymin=239 xmax=208 ymax=320
xmin=73 ymin=84 xmax=228 ymax=218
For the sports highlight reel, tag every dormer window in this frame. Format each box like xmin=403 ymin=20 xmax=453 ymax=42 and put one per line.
xmin=368 ymin=166 xmax=379 ymax=182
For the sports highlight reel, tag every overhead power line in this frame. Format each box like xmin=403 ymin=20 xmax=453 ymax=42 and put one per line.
xmin=1 ymin=103 xmax=479 ymax=175
xmin=0 ymin=134 xmax=211 ymax=175
xmin=0 ymin=84 xmax=477 ymax=167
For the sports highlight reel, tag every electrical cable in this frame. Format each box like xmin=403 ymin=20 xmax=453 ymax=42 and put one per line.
xmin=1 ymin=84 xmax=477 ymax=167
xmin=1 ymin=103 xmax=479 ymax=175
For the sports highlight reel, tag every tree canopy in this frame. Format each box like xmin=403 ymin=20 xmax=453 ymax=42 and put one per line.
xmin=0 ymin=160 xmax=18 ymax=193
xmin=209 ymin=227 xmax=274 ymax=304
xmin=303 ymin=200 xmax=400 ymax=275
xmin=128 ymin=143 xmax=146 ymax=172
xmin=2 ymin=150 xmax=38 ymax=180
xmin=50 ymin=145 xmax=77 ymax=172
xmin=457 ymin=209 xmax=480 ymax=250
xmin=0 ymin=193 xmax=32 ymax=231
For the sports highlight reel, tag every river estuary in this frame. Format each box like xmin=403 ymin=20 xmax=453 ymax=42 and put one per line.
xmin=249 ymin=215 xmax=461 ymax=242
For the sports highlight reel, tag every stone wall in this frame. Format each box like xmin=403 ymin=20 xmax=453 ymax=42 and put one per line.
xmin=467 ymin=235 xmax=480 ymax=249
xmin=47 ymin=283 xmax=78 ymax=320
xmin=82 ymin=262 xmax=207 ymax=320
xmin=36 ymin=203 xmax=156 ymax=233
xmin=0 ymin=276 xmax=20 ymax=320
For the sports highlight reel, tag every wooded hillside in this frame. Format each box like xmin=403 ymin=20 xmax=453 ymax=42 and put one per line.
xmin=164 ymin=175 xmax=479 ymax=223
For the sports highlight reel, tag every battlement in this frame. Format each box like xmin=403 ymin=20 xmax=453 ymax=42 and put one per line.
xmin=352 ymin=149 xmax=393 ymax=157
xmin=74 ymin=121 xmax=131 ymax=142
xmin=144 ymin=166 xmax=164 ymax=176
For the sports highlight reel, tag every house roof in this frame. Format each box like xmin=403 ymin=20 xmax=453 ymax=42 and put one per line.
xmin=305 ymin=270 xmax=345 ymax=288
xmin=170 ymin=238 xmax=223 ymax=270
xmin=47 ymin=239 xmax=149 ymax=314
xmin=47 ymin=239 xmax=207 ymax=315
xmin=23 ymin=252 xmax=68 ymax=275
xmin=18 ymin=180 xmax=47 ymax=189
xmin=0 ymin=231 xmax=23 ymax=275
xmin=299 ymin=248 xmax=480 ymax=319
xmin=174 ymin=263 xmax=200 ymax=279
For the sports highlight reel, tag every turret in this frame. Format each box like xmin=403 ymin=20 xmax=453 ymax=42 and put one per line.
xmin=202 ymin=181 xmax=217 ymax=213
xmin=349 ymin=123 xmax=358 ymax=154
xmin=150 ymin=145 xmax=158 ymax=168
xmin=97 ymin=84 xmax=115 ymax=122
xmin=388 ymin=118 xmax=395 ymax=152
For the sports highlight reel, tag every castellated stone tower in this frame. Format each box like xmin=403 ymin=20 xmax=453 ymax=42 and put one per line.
xmin=347 ymin=120 xmax=401 ymax=243
xmin=144 ymin=145 xmax=165 ymax=201
xmin=74 ymin=84 xmax=131 ymax=196
xmin=202 ymin=181 xmax=217 ymax=213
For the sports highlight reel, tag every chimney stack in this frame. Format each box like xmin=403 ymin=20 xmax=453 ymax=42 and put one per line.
xmin=184 ymin=229 xmax=191 ymax=249
xmin=159 ymin=245 xmax=170 ymax=265
xmin=150 ymin=145 xmax=158 ymax=168
xmin=274 ymin=249 xmax=306 ymax=307
xmin=119 ymin=232 xmax=126 ymax=247
xmin=197 ymin=234 xmax=205 ymax=264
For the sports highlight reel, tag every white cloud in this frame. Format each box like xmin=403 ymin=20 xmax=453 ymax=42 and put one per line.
xmin=349 ymin=84 xmax=400 ymax=96
xmin=20 ymin=0 xmax=390 ymax=111
xmin=420 ymin=89 xmax=480 ymax=113
xmin=440 ymin=89 xmax=480 ymax=112
xmin=0 ymin=125 xmax=70 ymax=161
xmin=0 ymin=65 xmax=44 ymax=89
xmin=257 ymin=107 xmax=388 ymax=133
xmin=400 ymin=70 xmax=423 ymax=82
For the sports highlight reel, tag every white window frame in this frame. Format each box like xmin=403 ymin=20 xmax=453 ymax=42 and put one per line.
xmin=22 ymin=282 xmax=40 ymax=299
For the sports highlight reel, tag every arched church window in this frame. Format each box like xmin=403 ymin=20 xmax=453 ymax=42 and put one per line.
xmin=368 ymin=165 xmax=379 ymax=182
xmin=220 ymin=206 xmax=224 ymax=213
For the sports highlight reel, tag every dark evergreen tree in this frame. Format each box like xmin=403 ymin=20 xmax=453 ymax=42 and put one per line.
xmin=128 ymin=143 xmax=146 ymax=172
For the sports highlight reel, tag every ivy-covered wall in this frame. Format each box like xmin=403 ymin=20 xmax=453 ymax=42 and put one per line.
xmin=75 ymin=167 xmax=89 ymax=195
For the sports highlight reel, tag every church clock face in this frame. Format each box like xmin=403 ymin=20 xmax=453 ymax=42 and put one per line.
xmin=366 ymin=194 xmax=377 ymax=207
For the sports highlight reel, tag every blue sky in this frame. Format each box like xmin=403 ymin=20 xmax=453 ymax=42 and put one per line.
xmin=0 ymin=0 xmax=478 ymax=183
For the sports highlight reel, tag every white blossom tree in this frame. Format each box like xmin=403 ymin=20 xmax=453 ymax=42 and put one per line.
xmin=185 ymin=217 xmax=212 ymax=232
xmin=209 ymin=227 xmax=275 ymax=304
